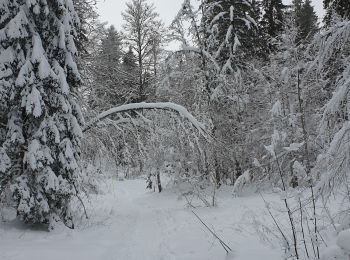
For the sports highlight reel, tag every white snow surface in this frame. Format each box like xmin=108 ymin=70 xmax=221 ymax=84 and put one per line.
xmin=0 ymin=179 xmax=283 ymax=260
xmin=337 ymin=229 xmax=350 ymax=253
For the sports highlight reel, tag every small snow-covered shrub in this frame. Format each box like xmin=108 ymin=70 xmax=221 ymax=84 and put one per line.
xmin=81 ymin=163 xmax=104 ymax=195
xmin=232 ymin=170 xmax=251 ymax=197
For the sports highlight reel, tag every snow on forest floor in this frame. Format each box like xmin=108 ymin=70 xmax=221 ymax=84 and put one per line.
xmin=0 ymin=178 xmax=285 ymax=260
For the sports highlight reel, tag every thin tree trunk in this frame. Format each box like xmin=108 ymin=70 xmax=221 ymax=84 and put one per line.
xmin=156 ymin=170 xmax=162 ymax=193
xmin=297 ymin=69 xmax=311 ymax=175
xmin=275 ymin=154 xmax=299 ymax=259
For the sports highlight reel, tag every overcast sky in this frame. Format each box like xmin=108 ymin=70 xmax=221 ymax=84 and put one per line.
xmin=97 ymin=0 xmax=325 ymax=30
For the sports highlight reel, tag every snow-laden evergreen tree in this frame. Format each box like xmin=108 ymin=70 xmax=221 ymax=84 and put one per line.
xmin=201 ymin=0 xmax=260 ymax=72
xmin=261 ymin=0 xmax=285 ymax=39
xmin=101 ymin=25 xmax=122 ymax=65
xmin=295 ymin=0 xmax=318 ymax=44
xmin=121 ymin=46 xmax=139 ymax=103
xmin=0 ymin=0 xmax=84 ymax=229
xmin=258 ymin=0 xmax=285 ymax=53
xmin=89 ymin=24 xmax=130 ymax=111
xmin=73 ymin=0 xmax=99 ymax=57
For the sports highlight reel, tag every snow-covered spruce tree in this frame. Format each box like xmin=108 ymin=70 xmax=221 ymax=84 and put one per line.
xmin=260 ymin=0 xmax=285 ymax=42
xmin=201 ymin=0 xmax=261 ymax=71
xmin=121 ymin=46 xmax=139 ymax=102
xmin=73 ymin=0 xmax=99 ymax=57
xmin=89 ymin=24 xmax=129 ymax=112
xmin=0 ymin=0 xmax=84 ymax=229
xmin=295 ymin=0 xmax=318 ymax=44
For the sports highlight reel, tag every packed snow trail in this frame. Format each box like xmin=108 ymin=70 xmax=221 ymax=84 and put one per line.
xmin=0 ymin=179 xmax=281 ymax=260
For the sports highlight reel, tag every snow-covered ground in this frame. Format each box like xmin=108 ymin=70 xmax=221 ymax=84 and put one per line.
xmin=0 ymin=179 xmax=284 ymax=260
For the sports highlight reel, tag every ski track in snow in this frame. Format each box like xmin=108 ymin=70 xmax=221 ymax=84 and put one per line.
xmin=0 ymin=179 xmax=282 ymax=260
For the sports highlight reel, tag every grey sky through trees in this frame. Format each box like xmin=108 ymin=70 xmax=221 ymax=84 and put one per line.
xmin=97 ymin=0 xmax=325 ymax=31
xmin=97 ymin=0 xmax=183 ymax=31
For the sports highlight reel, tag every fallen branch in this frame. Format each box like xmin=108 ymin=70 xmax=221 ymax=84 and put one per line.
xmin=259 ymin=193 xmax=290 ymax=251
xmin=192 ymin=210 xmax=233 ymax=254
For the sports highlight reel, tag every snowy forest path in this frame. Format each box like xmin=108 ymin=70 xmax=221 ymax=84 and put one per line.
xmin=101 ymin=179 xmax=180 ymax=260
xmin=0 ymin=179 xmax=282 ymax=260
xmin=104 ymin=179 xmax=196 ymax=260
xmin=89 ymin=179 xmax=282 ymax=260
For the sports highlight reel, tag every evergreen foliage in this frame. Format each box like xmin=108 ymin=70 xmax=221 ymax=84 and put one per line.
xmin=295 ymin=0 xmax=318 ymax=43
xmin=200 ymin=0 xmax=260 ymax=71
xmin=261 ymin=0 xmax=285 ymax=38
xmin=0 ymin=0 xmax=84 ymax=229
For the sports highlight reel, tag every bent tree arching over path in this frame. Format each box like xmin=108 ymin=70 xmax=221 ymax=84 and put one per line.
xmin=82 ymin=101 xmax=210 ymax=193
xmin=83 ymin=102 xmax=208 ymax=134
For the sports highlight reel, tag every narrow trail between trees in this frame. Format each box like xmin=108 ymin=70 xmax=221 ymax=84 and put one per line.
xmin=0 ymin=179 xmax=281 ymax=260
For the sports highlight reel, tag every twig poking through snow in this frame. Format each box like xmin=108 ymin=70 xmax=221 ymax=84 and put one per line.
xmin=191 ymin=210 xmax=233 ymax=255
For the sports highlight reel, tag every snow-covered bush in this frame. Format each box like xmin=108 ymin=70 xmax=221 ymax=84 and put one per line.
xmin=310 ymin=18 xmax=350 ymax=260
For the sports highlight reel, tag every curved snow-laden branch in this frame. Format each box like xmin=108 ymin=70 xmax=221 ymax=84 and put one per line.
xmin=83 ymin=102 xmax=207 ymax=136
